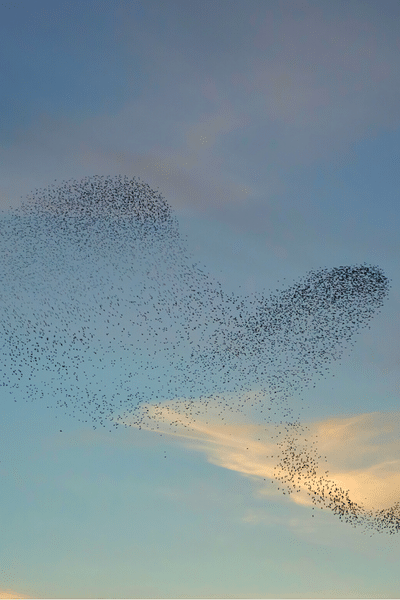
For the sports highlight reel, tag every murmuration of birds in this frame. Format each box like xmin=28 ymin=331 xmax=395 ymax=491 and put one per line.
xmin=0 ymin=175 xmax=394 ymax=534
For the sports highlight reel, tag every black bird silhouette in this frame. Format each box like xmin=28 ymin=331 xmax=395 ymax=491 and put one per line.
xmin=0 ymin=175 xmax=394 ymax=534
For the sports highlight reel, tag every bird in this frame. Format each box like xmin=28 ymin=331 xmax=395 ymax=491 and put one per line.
xmin=0 ymin=174 xmax=395 ymax=535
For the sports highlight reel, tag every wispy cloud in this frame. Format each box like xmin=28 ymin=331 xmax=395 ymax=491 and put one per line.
xmin=0 ymin=591 xmax=34 ymax=599
xmin=313 ymin=411 xmax=400 ymax=510
xmin=114 ymin=395 xmax=400 ymax=514
xmin=3 ymin=0 xmax=400 ymax=220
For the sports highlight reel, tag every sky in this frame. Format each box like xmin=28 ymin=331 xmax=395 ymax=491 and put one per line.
xmin=1 ymin=0 xmax=400 ymax=598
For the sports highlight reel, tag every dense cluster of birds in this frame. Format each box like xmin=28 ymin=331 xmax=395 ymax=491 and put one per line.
xmin=0 ymin=174 xmax=395 ymax=534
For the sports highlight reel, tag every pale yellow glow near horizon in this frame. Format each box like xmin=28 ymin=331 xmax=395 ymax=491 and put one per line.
xmin=0 ymin=590 xmax=34 ymax=599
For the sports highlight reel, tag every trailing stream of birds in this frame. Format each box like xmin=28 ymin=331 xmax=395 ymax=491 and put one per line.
xmin=1 ymin=174 xmax=396 ymax=535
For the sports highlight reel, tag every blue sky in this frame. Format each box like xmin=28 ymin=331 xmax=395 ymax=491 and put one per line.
xmin=1 ymin=1 xmax=400 ymax=598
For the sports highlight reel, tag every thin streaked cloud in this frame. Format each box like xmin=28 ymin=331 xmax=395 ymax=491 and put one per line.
xmin=0 ymin=591 xmax=34 ymax=599
xmin=116 ymin=395 xmax=400 ymax=514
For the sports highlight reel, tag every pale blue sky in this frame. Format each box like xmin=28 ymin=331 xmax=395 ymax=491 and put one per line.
xmin=1 ymin=1 xmax=400 ymax=598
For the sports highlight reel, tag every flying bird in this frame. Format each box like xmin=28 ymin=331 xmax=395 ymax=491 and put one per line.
xmin=0 ymin=174 xmax=394 ymax=534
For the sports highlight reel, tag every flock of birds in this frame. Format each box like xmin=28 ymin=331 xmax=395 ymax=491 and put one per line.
xmin=0 ymin=174 xmax=397 ymax=535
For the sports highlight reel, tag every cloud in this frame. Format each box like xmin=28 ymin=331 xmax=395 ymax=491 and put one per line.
xmin=0 ymin=591 xmax=34 ymax=599
xmin=4 ymin=0 xmax=400 ymax=220
xmin=313 ymin=411 xmax=400 ymax=510
xmin=114 ymin=395 xmax=400 ymax=514
xmin=0 ymin=99 xmax=256 ymax=217
xmin=246 ymin=3 xmax=400 ymax=134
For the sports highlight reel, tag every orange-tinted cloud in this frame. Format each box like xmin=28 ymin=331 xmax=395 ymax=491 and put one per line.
xmin=116 ymin=394 xmax=400 ymax=513
xmin=0 ymin=591 xmax=34 ymax=599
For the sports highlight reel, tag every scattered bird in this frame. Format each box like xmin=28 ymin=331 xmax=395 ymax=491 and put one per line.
xmin=0 ymin=174 xmax=394 ymax=534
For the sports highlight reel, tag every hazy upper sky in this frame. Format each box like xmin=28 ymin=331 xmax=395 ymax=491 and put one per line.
xmin=1 ymin=1 xmax=400 ymax=599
